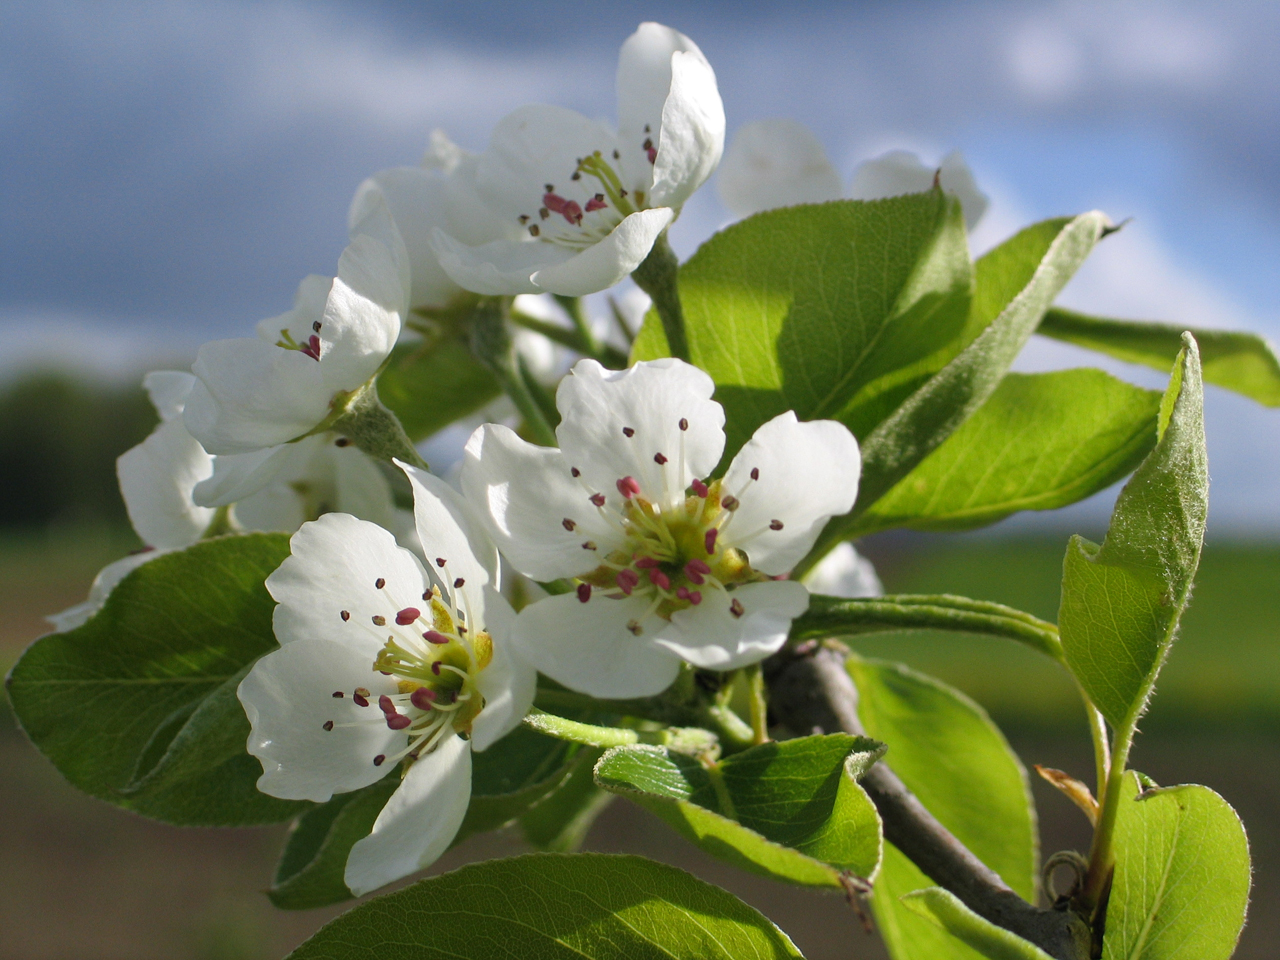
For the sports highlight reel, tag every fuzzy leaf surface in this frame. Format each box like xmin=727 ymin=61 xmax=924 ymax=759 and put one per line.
xmin=377 ymin=336 xmax=500 ymax=442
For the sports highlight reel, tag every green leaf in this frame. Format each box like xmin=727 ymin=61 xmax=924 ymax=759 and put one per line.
xmin=1040 ymin=305 xmax=1280 ymax=406
xmin=594 ymin=733 xmax=883 ymax=887
xmin=793 ymin=593 xmax=1062 ymax=661
xmin=1059 ymin=336 xmax=1208 ymax=730
xmin=634 ymin=192 xmax=973 ymax=459
xmin=900 ymin=889 xmax=1055 ymax=960
xmin=1102 ymin=772 xmax=1250 ymax=960
xmin=846 ymin=655 xmax=1037 ymax=960
xmin=285 ymin=852 xmax=804 ymax=960
xmin=270 ymin=725 xmax=584 ymax=910
xmin=520 ymin=746 xmax=613 ymax=852
xmin=5 ymin=533 xmax=303 ymax=826
xmin=377 ymin=336 xmax=500 ymax=442
xmin=851 ymin=370 xmax=1161 ymax=536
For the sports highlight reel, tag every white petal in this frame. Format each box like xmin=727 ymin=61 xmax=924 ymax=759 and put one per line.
xmin=431 ymin=229 xmax=573 ymax=296
xmin=117 ymin=416 xmax=215 ymax=550
xmin=647 ymin=50 xmax=724 ymax=211
xmin=555 ymin=358 xmax=724 ymax=512
xmin=938 ymin=150 xmax=989 ymax=231
xmin=657 ymin=580 xmax=810 ymax=670
xmin=721 ymin=413 xmax=860 ymax=575
xmin=344 ymin=190 xmax=412 ymax=315
xmin=349 ymin=168 xmax=463 ymax=311
xmin=441 ymin=153 xmax=523 ymax=247
xmin=46 ymin=551 xmax=165 ymax=632
xmin=716 ymin=119 xmax=843 ymax=218
xmin=460 ymin=423 xmax=621 ymax=582
xmin=193 ymin=444 xmax=294 ymax=508
xmin=318 ymin=267 xmax=403 ymax=396
xmin=185 ymin=338 xmax=330 ymax=455
xmin=233 ymin=482 xmax=306 ymax=534
xmin=330 ymin=443 xmax=396 ymax=529
xmin=802 ymin=543 xmax=883 ymax=598
xmin=142 ymin=370 xmax=196 ymax=421
xmin=616 ymin=23 xmax=721 ymax=202
xmin=255 ymin=274 xmax=332 ymax=347
xmin=514 ymin=591 xmax=683 ymax=699
xmin=470 ymin=587 xmax=536 ymax=751
xmin=422 ymin=128 xmax=466 ymax=173
xmin=267 ymin=513 xmax=429 ymax=648
xmin=399 ymin=463 xmax=500 ymax=617
xmin=531 ymin=207 xmax=674 ymax=296
xmin=850 ymin=149 xmax=988 ymax=231
xmin=344 ymin=734 xmax=471 ymax=896
xmin=237 ymin=637 xmax=403 ymax=802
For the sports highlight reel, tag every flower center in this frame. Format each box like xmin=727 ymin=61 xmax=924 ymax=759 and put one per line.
xmin=517 ymin=125 xmax=659 ymax=249
xmin=324 ymin=577 xmax=491 ymax=769
xmin=274 ymin=319 xmax=323 ymax=361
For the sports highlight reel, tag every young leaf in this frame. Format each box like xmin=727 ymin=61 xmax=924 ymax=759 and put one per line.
xmin=793 ymin=593 xmax=1063 ymax=661
xmin=5 ymin=533 xmax=303 ymax=826
xmin=270 ymin=725 xmax=584 ymax=910
xmin=594 ymin=733 xmax=884 ymax=887
xmin=900 ymin=888 xmax=1056 ymax=960
xmin=846 ymin=655 xmax=1037 ymax=960
xmin=376 ymin=336 xmax=500 ymax=442
xmin=850 ymin=370 xmax=1161 ymax=536
xmin=1040 ymin=306 xmax=1280 ymax=407
xmin=285 ymin=853 xmax=804 ymax=960
xmin=633 ymin=192 xmax=973 ymax=459
xmin=1102 ymin=773 xmax=1250 ymax=960
xmin=1058 ymin=336 xmax=1208 ymax=731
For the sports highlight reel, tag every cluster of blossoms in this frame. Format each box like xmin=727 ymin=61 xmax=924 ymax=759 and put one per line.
xmin=56 ymin=19 xmax=983 ymax=896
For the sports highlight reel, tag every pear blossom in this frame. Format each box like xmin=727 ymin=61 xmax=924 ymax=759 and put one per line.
xmin=430 ymin=22 xmax=725 ymax=298
xmin=349 ymin=130 xmax=520 ymax=313
xmin=49 ymin=371 xmax=399 ymax=632
xmin=239 ymin=466 xmax=534 ymax=895
xmin=461 ymin=358 xmax=861 ymax=698
xmin=802 ymin=543 xmax=884 ymax=599
xmin=184 ymin=195 xmax=411 ymax=456
xmin=717 ymin=118 xmax=989 ymax=230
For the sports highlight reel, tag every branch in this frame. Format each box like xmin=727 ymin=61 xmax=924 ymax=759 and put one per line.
xmin=766 ymin=643 xmax=1090 ymax=960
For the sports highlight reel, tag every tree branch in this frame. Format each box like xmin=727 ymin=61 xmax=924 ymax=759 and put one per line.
xmin=766 ymin=643 xmax=1091 ymax=960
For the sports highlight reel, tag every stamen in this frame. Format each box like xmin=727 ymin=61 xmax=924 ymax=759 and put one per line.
xmin=622 ymin=426 xmax=635 ymax=437
xmin=648 ymin=569 xmax=671 ymax=590
xmin=679 ymin=418 xmax=689 ymax=431
xmin=562 ymin=518 xmax=577 ymax=531
xmin=571 ymin=467 xmax=581 ymax=477
xmin=582 ymin=541 xmax=597 ymax=550
xmin=627 ymin=619 xmax=643 ymax=635
xmin=590 ymin=493 xmax=606 ymax=507
xmin=372 ymin=615 xmax=386 ymax=626
xmin=375 ymin=578 xmax=386 ymax=589
xmin=616 ymin=569 xmax=639 ymax=595
xmin=423 ymin=630 xmax=450 ymax=645
xmin=373 ymin=754 xmax=386 ymax=766
xmin=586 ymin=194 xmax=607 ymax=212
xmin=684 ymin=559 xmax=710 ymax=584
xmin=386 ymin=713 xmax=411 ymax=730
xmin=691 ymin=479 xmax=708 ymax=498
xmin=435 ymin=558 xmax=447 ymax=568
xmin=335 ymin=437 xmax=351 ymax=447
xmin=332 ymin=691 xmax=344 ymax=698
xmin=730 ymin=598 xmax=745 ymax=618
xmin=634 ymin=556 xmax=659 ymax=569
xmin=453 ymin=577 xmax=465 ymax=588
xmin=705 ymin=528 xmax=719 ymax=553
xmin=769 ymin=519 xmax=784 ymax=530
xmin=322 ymin=720 xmax=334 ymax=731
xmin=410 ymin=687 xmax=435 ymax=710
xmin=340 ymin=610 xmax=350 ymax=621
xmin=722 ymin=496 xmax=740 ymax=511
xmin=751 ymin=467 xmax=760 ymax=481
xmin=577 ymin=583 xmax=592 ymax=603
xmin=396 ymin=607 xmax=420 ymax=625
xmin=353 ymin=692 xmax=370 ymax=707
xmin=616 ymin=476 xmax=641 ymax=499
xmin=654 ymin=452 xmax=667 ymax=464
xmin=301 ymin=335 xmax=322 ymax=361
xmin=312 ymin=321 xmax=322 ymax=333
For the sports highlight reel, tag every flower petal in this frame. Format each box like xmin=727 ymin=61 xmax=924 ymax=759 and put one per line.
xmin=142 ymin=370 xmax=197 ymax=421
xmin=555 ymin=358 xmax=724 ymax=511
xmin=657 ymin=580 xmax=810 ymax=670
xmin=716 ymin=118 xmax=843 ymax=218
xmin=513 ymin=591 xmax=683 ymax=698
xmin=721 ymin=412 xmax=860 ymax=575
xmin=193 ymin=444 xmax=294 ymax=508
xmin=344 ymin=734 xmax=471 ymax=896
xmin=431 ymin=229 xmax=573 ymax=296
xmin=329 ymin=442 xmax=396 ymax=529
xmin=267 ymin=512 xmax=429 ymax=649
xmin=237 ymin=637 xmax=402 ymax=802
xmin=349 ymin=167 xmax=463 ymax=311
xmin=849 ymin=149 xmax=988 ymax=230
xmin=343 ymin=189 xmax=412 ymax=316
xmin=318 ymin=266 xmax=404 ymax=396
xmin=117 ymin=416 xmax=215 ymax=550
xmin=399 ymin=462 xmax=500 ymax=615
xmin=185 ymin=337 xmax=331 ymax=455
xmin=460 ymin=423 xmax=621 ymax=582
xmin=802 ymin=542 xmax=883 ymax=598
xmin=616 ymin=23 xmax=722 ymax=206
xmin=530 ymin=207 xmax=674 ymax=296
xmin=470 ymin=587 xmax=536 ymax=751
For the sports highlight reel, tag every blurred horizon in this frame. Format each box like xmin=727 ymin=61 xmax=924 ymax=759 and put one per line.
xmin=2 ymin=0 xmax=1278 ymax=531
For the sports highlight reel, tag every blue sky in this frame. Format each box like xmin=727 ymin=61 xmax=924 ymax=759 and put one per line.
xmin=2 ymin=0 xmax=1277 ymax=531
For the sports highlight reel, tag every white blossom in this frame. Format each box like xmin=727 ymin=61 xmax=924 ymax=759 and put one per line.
xmin=184 ymin=196 xmax=411 ymax=456
xmin=431 ymin=23 xmax=724 ymax=297
xmin=717 ymin=119 xmax=989 ymax=230
xmin=239 ymin=466 xmax=534 ymax=896
xmin=462 ymin=358 xmax=860 ymax=698
xmin=802 ymin=542 xmax=884 ymax=598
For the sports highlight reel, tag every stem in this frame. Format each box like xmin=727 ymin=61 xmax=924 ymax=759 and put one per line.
xmin=630 ymin=232 xmax=689 ymax=362
xmin=744 ymin=664 xmax=769 ymax=745
xmin=470 ymin=298 xmax=559 ymax=446
xmin=1082 ymin=691 xmax=1111 ymax=807
xmin=524 ymin=709 xmax=641 ymax=748
xmin=1080 ymin=710 xmax=1138 ymax=912
xmin=793 ymin=593 xmax=1065 ymax=662
xmin=329 ymin=384 xmax=427 ymax=469
xmin=607 ymin=296 xmax=636 ymax=345
xmin=767 ymin=643 xmax=1091 ymax=960
xmin=554 ymin=295 xmax=601 ymax=354
xmin=511 ymin=308 xmax=629 ymax=368
xmin=702 ymin=702 xmax=755 ymax=754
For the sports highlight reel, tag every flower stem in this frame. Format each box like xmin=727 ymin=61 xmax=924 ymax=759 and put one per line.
xmin=469 ymin=297 xmax=559 ymax=446
xmin=523 ymin=708 xmax=641 ymax=748
xmin=630 ymin=232 xmax=689 ymax=362
xmin=1079 ymin=709 xmax=1138 ymax=915
xmin=510 ymin=308 xmax=629 ymax=368
xmin=744 ymin=664 xmax=769 ymax=745
xmin=330 ymin=384 xmax=427 ymax=469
